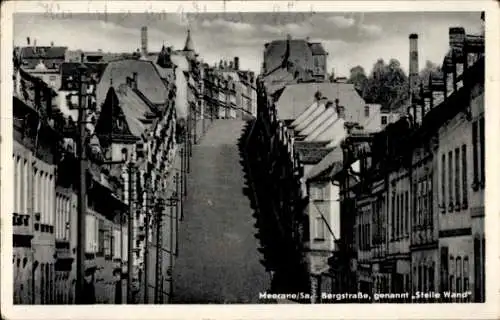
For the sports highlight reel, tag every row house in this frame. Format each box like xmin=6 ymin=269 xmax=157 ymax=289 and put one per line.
xmin=14 ymin=39 xmax=67 ymax=92
xmin=281 ymin=82 xmax=394 ymax=302
xmin=214 ymin=56 xmax=258 ymax=119
xmin=12 ymin=59 xmax=127 ymax=304
xmin=436 ymin=27 xmax=485 ymax=302
xmin=13 ymin=67 xmax=59 ymax=305
xmin=95 ymin=60 xmax=180 ymax=304
xmin=324 ymin=25 xmax=484 ymax=303
xmin=250 ymin=76 xmax=398 ymax=302
xmin=243 ymin=79 xmax=310 ymax=298
xmin=237 ymin=69 xmax=258 ymax=118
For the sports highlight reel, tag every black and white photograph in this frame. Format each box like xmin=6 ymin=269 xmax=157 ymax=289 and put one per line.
xmin=1 ymin=1 xmax=498 ymax=318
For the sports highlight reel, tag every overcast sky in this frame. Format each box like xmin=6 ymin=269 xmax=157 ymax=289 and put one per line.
xmin=14 ymin=12 xmax=482 ymax=76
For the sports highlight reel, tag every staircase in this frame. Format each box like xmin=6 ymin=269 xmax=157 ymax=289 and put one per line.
xmin=172 ymin=119 xmax=270 ymax=303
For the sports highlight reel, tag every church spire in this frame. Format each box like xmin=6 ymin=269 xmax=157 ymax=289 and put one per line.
xmin=183 ymin=29 xmax=195 ymax=52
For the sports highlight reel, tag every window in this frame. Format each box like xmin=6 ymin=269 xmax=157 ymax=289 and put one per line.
xmin=391 ymin=194 xmax=395 ymax=240
xmin=364 ymin=106 xmax=370 ymax=118
xmin=396 ymin=194 xmax=400 ymax=238
xmin=429 ymin=263 xmax=435 ymax=291
xmin=41 ymin=263 xmax=45 ymax=304
xmin=104 ymin=231 xmax=111 ymax=259
xmin=456 ymin=257 xmax=462 ymax=292
xmin=404 ymin=191 xmax=409 ymax=235
xmin=419 ymin=181 xmax=423 ymax=226
xmin=463 ymin=257 xmax=469 ymax=293
xmin=441 ymin=154 xmax=446 ymax=211
xmin=449 ymin=255 xmax=455 ymax=292
xmin=428 ymin=177 xmax=433 ymax=228
xmin=422 ymin=180 xmax=428 ymax=226
xmin=315 ymin=217 xmax=325 ymax=240
xmin=381 ymin=116 xmax=387 ymax=125
xmin=22 ymin=159 xmax=27 ymax=214
xmin=462 ymin=145 xmax=468 ymax=207
xmin=472 ymin=121 xmax=479 ymax=185
xmin=400 ymin=193 xmax=404 ymax=237
xmin=412 ymin=183 xmax=417 ymax=229
xmin=423 ymin=265 xmax=428 ymax=291
xmin=448 ymin=151 xmax=453 ymax=211
xmin=440 ymin=246 xmax=449 ymax=291
xmin=455 ymin=148 xmax=460 ymax=208
xmin=474 ymin=237 xmax=485 ymax=302
xmin=418 ymin=265 xmax=423 ymax=292
xmin=358 ymin=223 xmax=362 ymax=249
xmin=479 ymin=117 xmax=485 ymax=185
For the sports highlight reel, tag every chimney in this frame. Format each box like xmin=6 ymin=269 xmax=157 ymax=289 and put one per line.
xmin=27 ymin=37 xmax=30 ymax=45
xmin=33 ymin=39 xmax=37 ymax=48
xmin=409 ymin=33 xmax=419 ymax=97
xmin=449 ymin=27 xmax=465 ymax=51
xmin=234 ymin=57 xmax=240 ymax=70
xmin=50 ymin=41 xmax=54 ymax=47
xmin=132 ymin=72 xmax=138 ymax=89
xmin=141 ymin=26 xmax=148 ymax=57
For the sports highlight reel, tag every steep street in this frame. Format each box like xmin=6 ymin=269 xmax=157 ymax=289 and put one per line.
xmin=172 ymin=119 xmax=270 ymax=303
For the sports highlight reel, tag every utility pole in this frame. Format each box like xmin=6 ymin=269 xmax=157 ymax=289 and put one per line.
xmin=127 ymin=162 xmax=135 ymax=303
xmin=143 ymin=172 xmax=151 ymax=304
xmin=154 ymin=197 xmax=163 ymax=304
xmin=169 ymin=199 xmax=174 ymax=302
xmin=75 ymin=60 xmax=88 ymax=305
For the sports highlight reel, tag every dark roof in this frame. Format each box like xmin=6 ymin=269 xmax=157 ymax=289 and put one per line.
xmin=96 ymin=59 xmax=170 ymax=107
xmin=60 ymin=62 xmax=108 ymax=91
xmin=264 ymin=39 xmax=313 ymax=75
xmin=309 ymin=43 xmax=327 ymax=55
xmin=19 ymin=46 xmax=67 ymax=59
xmin=306 ymin=147 xmax=343 ymax=181
xmin=297 ymin=147 xmax=333 ymax=164
xmin=294 ymin=140 xmax=330 ymax=149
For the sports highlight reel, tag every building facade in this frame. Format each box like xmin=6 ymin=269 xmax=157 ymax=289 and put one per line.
xmin=325 ymin=26 xmax=484 ymax=303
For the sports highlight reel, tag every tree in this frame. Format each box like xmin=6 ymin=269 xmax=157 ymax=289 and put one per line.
xmin=362 ymin=58 xmax=409 ymax=111
xmin=419 ymin=60 xmax=441 ymax=86
xmin=347 ymin=66 xmax=369 ymax=96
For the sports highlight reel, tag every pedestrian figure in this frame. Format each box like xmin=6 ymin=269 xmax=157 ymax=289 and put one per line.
xmin=82 ymin=270 xmax=96 ymax=304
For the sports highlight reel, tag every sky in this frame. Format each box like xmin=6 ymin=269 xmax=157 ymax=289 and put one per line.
xmin=13 ymin=11 xmax=483 ymax=77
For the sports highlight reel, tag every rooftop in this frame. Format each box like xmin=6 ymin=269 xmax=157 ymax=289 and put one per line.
xmin=275 ymin=82 xmax=365 ymax=120
xmin=96 ymin=59 xmax=170 ymax=107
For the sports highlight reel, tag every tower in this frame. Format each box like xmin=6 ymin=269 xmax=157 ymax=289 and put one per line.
xmin=409 ymin=34 xmax=420 ymax=97
xmin=141 ymin=26 xmax=148 ymax=57
xmin=183 ymin=29 xmax=195 ymax=52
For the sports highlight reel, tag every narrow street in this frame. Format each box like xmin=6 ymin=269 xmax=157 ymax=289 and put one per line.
xmin=171 ymin=119 xmax=270 ymax=303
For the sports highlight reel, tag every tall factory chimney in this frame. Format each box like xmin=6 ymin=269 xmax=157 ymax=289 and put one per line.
xmin=409 ymin=33 xmax=420 ymax=97
xmin=141 ymin=26 xmax=148 ymax=57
